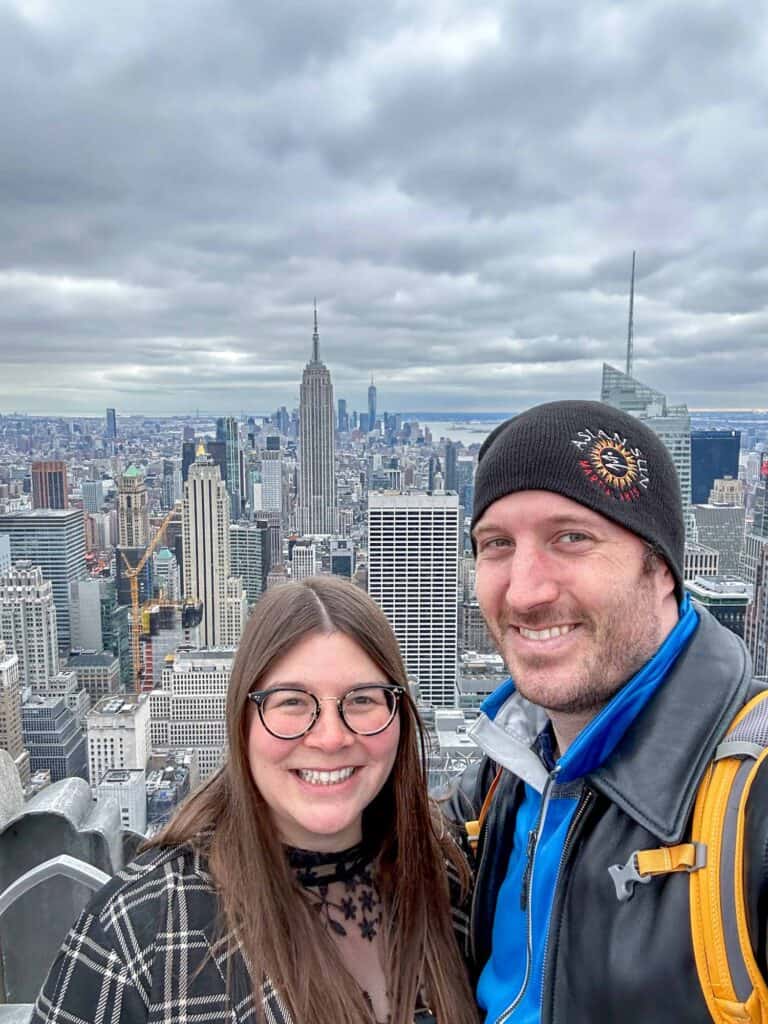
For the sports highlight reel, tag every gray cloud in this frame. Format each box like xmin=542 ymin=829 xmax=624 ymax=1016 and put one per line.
xmin=1 ymin=0 xmax=767 ymax=415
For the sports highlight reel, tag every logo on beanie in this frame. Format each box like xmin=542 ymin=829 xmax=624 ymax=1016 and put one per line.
xmin=571 ymin=429 xmax=649 ymax=501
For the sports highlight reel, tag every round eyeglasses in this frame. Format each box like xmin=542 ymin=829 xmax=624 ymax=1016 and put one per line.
xmin=247 ymin=684 xmax=405 ymax=740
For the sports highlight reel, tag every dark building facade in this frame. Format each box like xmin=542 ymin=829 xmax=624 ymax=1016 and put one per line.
xmin=691 ymin=430 xmax=740 ymax=504
xmin=22 ymin=695 xmax=88 ymax=782
xmin=685 ymin=576 xmax=751 ymax=639
xmin=31 ymin=461 xmax=68 ymax=510
xmin=181 ymin=441 xmax=196 ymax=483
xmin=444 ymin=442 xmax=458 ymax=493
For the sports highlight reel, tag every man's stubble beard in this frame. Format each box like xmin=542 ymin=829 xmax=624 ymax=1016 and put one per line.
xmin=490 ymin=569 xmax=665 ymax=718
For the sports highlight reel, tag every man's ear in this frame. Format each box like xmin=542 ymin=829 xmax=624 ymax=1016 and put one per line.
xmin=654 ymin=558 xmax=680 ymax=629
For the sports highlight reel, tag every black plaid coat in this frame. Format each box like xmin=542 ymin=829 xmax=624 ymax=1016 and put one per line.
xmin=32 ymin=843 xmax=471 ymax=1024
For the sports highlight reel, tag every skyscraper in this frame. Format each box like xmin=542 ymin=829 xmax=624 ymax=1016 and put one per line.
xmin=81 ymin=480 xmax=104 ymax=514
xmin=161 ymin=459 xmax=180 ymax=510
xmin=368 ymin=377 xmax=377 ymax=434
xmin=691 ymin=504 xmax=746 ymax=576
xmin=428 ymin=456 xmax=441 ymax=491
xmin=291 ymin=540 xmax=318 ymax=580
xmin=330 ymin=538 xmax=354 ymax=578
xmin=216 ymin=416 xmax=243 ymax=520
xmin=444 ymin=442 xmax=459 ymax=493
xmin=117 ymin=467 xmax=150 ymax=548
xmin=260 ymin=437 xmax=284 ymax=514
xmin=0 ymin=562 xmax=59 ymax=687
xmin=691 ymin=430 xmax=741 ymax=505
xmin=367 ymin=492 xmax=460 ymax=707
xmin=182 ymin=446 xmax=244 ymax=647
xmin=150 ymin=649 xmax=233 ymax=780
xmin=22 ymin=693 xmax=87 ymax=783
xmin=744 ymin=454 xmax=768 ymax=678
xmin=70 ymin=577 xmax=131 ymax=686
xmin=105 ymin=407 xmax=117 ymax=441
xmin=601 ymin=363 xmax=693 ymax=537
xmin=86 ymin=692 xmax=150 ymax=785
xmin=337 ymin=398 xmax=348 ymax=433
xmin=0 ymin=639 xmax=31 ymax=789
xmin=181 ymin=440 xmax=196 ymax=483
xmin=31 ymin=461 xmax=68 ymax=510
xmin=298 ymin=303 xmax=337 ymax=534
xmin=230 ymin=521 xmax=269 ymax=604
xmin=0 ymin=508 xmax=87 ymax=651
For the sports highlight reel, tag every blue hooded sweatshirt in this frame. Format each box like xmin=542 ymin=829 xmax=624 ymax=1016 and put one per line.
xmin=472 ymin=597 xmax=699 ymax=1024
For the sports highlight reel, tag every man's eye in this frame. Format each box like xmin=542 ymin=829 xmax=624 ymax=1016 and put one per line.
xmin=559 ymin=532 xmax=590 ymax=544
xmin=479 ymin=537 xmax=512 ymax=551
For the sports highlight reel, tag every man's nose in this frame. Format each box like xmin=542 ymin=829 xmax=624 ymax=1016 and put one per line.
xmin=304 ymin=701 xmax=356 ymax=751
xmin=502 ymin=545 xmax=560 ymax=613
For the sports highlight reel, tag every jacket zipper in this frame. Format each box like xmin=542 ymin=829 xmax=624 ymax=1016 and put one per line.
xmin=494 ymin=768 xmax=559 ymax=1024
xmin=538 ymin=788 xmax=595 ymax=1022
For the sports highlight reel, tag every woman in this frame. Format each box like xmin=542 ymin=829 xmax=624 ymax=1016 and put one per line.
xmin=33 ymin=577 xmax=478 ymax=1024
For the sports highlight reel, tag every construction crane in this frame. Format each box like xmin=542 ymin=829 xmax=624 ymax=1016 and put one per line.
xmin=120 ymin=503 xmax=181 ymax=693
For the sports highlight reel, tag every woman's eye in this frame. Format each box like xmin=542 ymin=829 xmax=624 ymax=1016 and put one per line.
xmin=274 ymin=695 xmax=310 ymax=709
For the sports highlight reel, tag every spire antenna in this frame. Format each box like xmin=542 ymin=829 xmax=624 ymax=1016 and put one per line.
xmin=312 ymin=298 xmax=320 ymax=362
xmin=626 ymin=250 xmax=636 ymax=377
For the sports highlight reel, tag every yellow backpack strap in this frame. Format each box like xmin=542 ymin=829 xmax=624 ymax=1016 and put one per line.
xmin=465 ymin=767 xmax=503 ymax=856
xmin=608 ymin=842 xmax=706 ymax=901
xmin=606 ymin=689 xmax=768 ymax=1024
xmin=689 ymin=690 xmax=768 ymax=1024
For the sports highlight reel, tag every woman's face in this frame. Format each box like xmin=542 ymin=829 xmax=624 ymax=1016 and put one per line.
xmin=246 ymin=630 xmax=401 ymax=852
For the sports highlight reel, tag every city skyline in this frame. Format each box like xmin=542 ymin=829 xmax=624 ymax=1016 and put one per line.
xmin=1 ymin=1 xmax=767 ymax=415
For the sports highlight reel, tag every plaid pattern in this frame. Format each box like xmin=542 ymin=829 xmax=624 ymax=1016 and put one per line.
xmin=33 ymin=843 xmax=471 ymax=1024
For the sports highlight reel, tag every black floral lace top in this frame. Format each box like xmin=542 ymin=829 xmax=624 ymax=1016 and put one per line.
xmin=288 ymin=843 xmax=439 ymax=1022
xmin=287 ymin=842 xmax=383 ymax=944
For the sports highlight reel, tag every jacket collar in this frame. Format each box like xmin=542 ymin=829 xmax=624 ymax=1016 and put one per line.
xmin=469 ymin=605 xmax=753 ymax=841
xmin=589 ymin=604 xmax=752 ymax=843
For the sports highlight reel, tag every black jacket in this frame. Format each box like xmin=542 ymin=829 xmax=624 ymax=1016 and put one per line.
xmin=448 ymin=609 xmax=768 ymax=1022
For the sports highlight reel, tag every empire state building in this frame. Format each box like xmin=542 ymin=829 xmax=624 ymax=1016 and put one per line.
xmin=298 ymin=304 xmax=337 ymax=535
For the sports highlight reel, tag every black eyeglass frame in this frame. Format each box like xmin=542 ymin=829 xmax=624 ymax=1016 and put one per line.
xmin=247 ymin=683 xmax=406 ymax=740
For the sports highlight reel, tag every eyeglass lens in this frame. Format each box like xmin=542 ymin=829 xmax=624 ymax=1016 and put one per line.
xmin=260 ymin=686 xmax=397 ymax=738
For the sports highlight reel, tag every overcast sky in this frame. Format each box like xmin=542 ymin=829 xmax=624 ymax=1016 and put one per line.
xmin=1 ymin=0 xmax=767 ymax=416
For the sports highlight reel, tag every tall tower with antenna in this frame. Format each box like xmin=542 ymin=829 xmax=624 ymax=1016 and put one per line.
xmin=626 ymin=250 xmax=636 ymax=377
xmin=311 ymin=297 xmax=320 ymax=364
xmin=368 ymin=375 xmax=377 ymax=434
xmin=298 ymin=301 xmax=337 ymax=534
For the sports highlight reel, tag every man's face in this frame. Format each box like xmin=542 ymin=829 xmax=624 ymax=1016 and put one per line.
xmin=473 ymin=490 xmax=678 ymax=717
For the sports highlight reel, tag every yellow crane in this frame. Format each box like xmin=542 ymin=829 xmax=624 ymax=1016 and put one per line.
xmin=120 ymin=503 xmax=181 ymax=693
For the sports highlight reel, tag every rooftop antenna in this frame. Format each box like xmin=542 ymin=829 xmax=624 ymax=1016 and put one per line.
xmin=312 ymin=298 xmax=320 ymax=362
xmin=626 ymin=250 xmax=636 ymax=377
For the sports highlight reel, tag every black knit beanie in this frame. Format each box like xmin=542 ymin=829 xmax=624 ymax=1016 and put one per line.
xmin=471 ymin=400 xmax=685 ymax=600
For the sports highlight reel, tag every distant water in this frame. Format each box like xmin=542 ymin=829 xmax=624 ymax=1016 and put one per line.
xmin=420 ymin=419 xmax=505 ymax=447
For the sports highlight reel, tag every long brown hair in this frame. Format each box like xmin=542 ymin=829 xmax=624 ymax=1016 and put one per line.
xmin=150 ymin=576 xmax=478 ymax=1024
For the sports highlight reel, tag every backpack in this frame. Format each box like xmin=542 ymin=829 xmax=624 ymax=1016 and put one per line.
xmin=465 ymin=689 xmax=768 ymax=1024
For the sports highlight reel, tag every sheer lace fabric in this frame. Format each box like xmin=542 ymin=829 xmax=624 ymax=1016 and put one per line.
xmin=288 ymin=843 xmax=389 ymax=1022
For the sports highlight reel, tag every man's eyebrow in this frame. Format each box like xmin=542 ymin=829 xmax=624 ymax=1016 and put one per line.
xmin=473 ymin=513 xmax=599 ymax=538
xmin=472 ymin=522 xmax=503 ymax=538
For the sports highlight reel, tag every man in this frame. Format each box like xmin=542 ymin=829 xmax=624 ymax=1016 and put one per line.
xmin=454 ymin=399 xmax=766 ymax=1023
